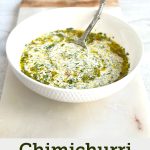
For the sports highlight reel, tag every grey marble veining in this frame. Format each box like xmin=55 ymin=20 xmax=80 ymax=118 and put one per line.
xmin=0 ymin=0 xmax=150 ymax=99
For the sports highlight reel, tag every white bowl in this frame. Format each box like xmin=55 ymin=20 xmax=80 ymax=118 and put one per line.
xmin=6 ymin=8 xmax=143 ymax=103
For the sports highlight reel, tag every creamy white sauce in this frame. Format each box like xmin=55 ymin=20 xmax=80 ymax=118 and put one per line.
xmin=20 ymin=29 xmax=129 ymax=89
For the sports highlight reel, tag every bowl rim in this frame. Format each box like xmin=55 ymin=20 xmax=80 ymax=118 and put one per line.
xmin=6 ymin=7 xmax=143 ymax=92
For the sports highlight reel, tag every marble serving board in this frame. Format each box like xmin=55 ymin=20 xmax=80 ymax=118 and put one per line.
xmin=0 ymin=69 xmax=150 ymax=138
xmin=0 ymin=7 xmax=150 ymax=138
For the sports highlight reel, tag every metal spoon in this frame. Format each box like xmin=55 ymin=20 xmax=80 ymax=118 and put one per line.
xmin=74 ymin=0 xmax=106 ymax=48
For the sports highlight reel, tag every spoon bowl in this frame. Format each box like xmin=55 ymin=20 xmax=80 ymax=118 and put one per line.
xmin=74 ymin=0 xmax=106 ymax=48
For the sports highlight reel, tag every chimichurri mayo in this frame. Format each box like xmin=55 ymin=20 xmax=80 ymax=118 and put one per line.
xmin=20 ymin=28 xmax=130 ymax=89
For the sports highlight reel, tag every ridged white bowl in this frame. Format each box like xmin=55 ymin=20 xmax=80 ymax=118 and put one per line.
xmin=6 ymin=8 xmax=143 ymax=102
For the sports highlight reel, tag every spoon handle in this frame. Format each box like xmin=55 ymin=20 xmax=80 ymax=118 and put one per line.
xmin=79 ymin=0 xmax=106 ymax=42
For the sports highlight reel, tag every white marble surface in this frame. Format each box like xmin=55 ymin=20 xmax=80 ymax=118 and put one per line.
xmin=120 ymin=0 xmax=150 ymax=100
xmin=0 ymin=69 xmax=150 ymax=138
xmin=0 ymin=6 xmax=150 ymax=138
xmin=0 ymin=0 xmax=150 ymax=100
xmin=0 ymin=0 xmax=22 ymax=98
